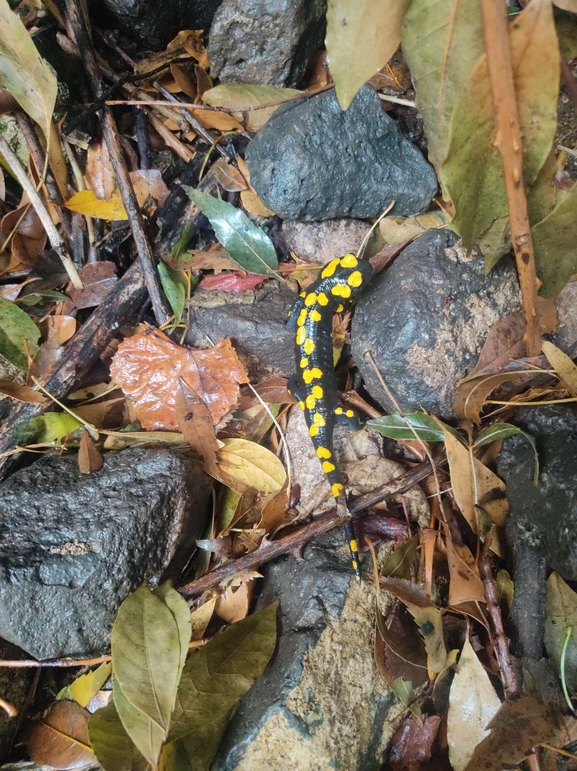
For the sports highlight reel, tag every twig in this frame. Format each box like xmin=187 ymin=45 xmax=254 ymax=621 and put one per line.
xmin=481 ymin=0 xmax=541 ymax=356
xmin=0 ymin=135 xmax=82 ymax=289
xmin=181 ymin=456 xmax=435 ymax=597
xmin=480 ymin=530 xmax=519 ymax=698
xmin=0 ymin=654 xmax=110 ymax=668
xmin=63 ymin=0 xmax=171 ymax=326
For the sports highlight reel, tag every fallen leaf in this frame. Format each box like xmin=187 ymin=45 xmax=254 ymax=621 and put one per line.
xmin=215 ymin=580 xmax=253 ymax=624
xmin=130 ymin=170 xmax=170 ymax=208
xmin=257 ymin=486 xmax=290 ymax=533
xmin=446 ymin=539 xmax=485 ymax=606
xmin=175 ymin=378 xmax=219 ymax=472
xmin=368 ymin=410 xmax=445 ymax=442
xmin=202 ymin=83 xmax=302 ymax=132
xmin=199 ymin=271 xmax=268 ymax=293
xmin=182 ymin=187 xmax=278 ymax=276
xmin=532 ymin=187 xmax=577 ymax=297
xmin=542 ymin=340 xmax=577 ymax=396
xmin=85 ymin=139 xmax=115 ymax=200
xmin=475 ymin=423 xmax=539 ymax=483
xmin=167 ymin=603 xmax=278 ymax=769
xmin=78 ymin=426 xmax=103 ymax=474
xmin=463 ymin=696 xmax=559 ymax=771
xmin=110 ymin=326 xmax=248 ymax=430
xmin=12 ymin=412 xmax=82 ymax=445
xmin=240 ymin=188 xmax=276 ymax=217
xmin=1 ymin=202 xmax=47 ymax=267
xmin=405 ymin=603 xmax=447 ymax=675
xmin=65 ymin=189 xmax=128 ymax=221
xmin=0 ymin=297 xmax=40 ymax=370
xmin=378 ymin=211 xmax=449 ymax=244
xmin=326 ymin=0 xmax=408 ymax=110
xmin=216 ymin=437 xmax=286 ymax=493
xmin=158 ymin=261 xmax=187 ymax=323
xmin=381 ymin=535 xmax=419 ymax=579
xmin=154 ymin=581 xmax=192 ymax=684
xmin=453 ymin=371 xmax=531 ymax=424
xmin=25 ymin=700 xmax=94 ymax=770
xmin=190 ymin=597 xmax=217 ymax=642
xmin=170 ymin=62 xmax=196 ymax=98
xmin=57 ymin=663 xmax=112 ymax=708
xmin=0 ymin=0 xmax=57 ymax=141
xmin=0 ymin=378 xmax=45 ymax=404
xmin=388 ymin=713 xmax=441 ymax=771
xmin=375 ymin=602 xmax=428 ymax=689
xmin=64 ymin=262 xmax=117 ymax=312
xmin=544 ymin=572 xmax=577 ymax=694
xmin=208 ymin=157 xmax=249 ymax=192
xmin=89 ymin=698 xmax=148 ymax=771
xmin=237 ymin=378 xmax=294 ymax=410
xmin=163 ymin=249 xmax=238 ymax=272
xmin=447 ymin=636 xmax=502 ymax=771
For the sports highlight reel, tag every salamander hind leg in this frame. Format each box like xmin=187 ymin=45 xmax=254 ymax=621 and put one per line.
xmin=325 ymin=467 xmax=361 ymax=584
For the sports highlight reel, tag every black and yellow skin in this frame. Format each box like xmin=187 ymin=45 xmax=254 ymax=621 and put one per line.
xmin=287 ymin=253 xmax=374 ymax=583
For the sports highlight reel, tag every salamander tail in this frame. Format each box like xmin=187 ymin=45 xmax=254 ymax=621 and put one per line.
xmin=344 ymin=520 xmax=361 ymax=584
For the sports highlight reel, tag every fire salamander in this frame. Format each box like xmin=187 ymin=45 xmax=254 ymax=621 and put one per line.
xmin=286 ymin=254 xmax=374 ymax=583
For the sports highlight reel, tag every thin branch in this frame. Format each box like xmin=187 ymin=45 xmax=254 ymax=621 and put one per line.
xmin=0 ymin=135 xmax=82 ymax=289
xmin=0 ymin=654 xmax=110 ymax=668
xmin=481 ymin=0 xmax=541 ymax=356
xmin=63 ymin=0 xmax=171 ymax=326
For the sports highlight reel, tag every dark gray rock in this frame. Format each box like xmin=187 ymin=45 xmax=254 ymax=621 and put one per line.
xmin=245 ymin=86 xmax=438 ymax=222
xmin=185 ymin=281 xmax=295 ymax=377
xmin=351 ymin=229 xmax=521 ymax=419
xmin=100 ymin=0 xmax=223 ymax=49
xmin=213 ymin=530 xmax=395 ymax=771
xmin=208 ymin=0 xmax=326 ymax=87
xmin=497 ymin=406 xmax=577 ymax=581
xmin=0 ymin=449 xmax=212 ymax=659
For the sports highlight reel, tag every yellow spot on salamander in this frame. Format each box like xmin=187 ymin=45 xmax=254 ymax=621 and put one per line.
xmin=352 ymin=560 xmax=358 ymax=571
xmin=335 ymin=407 xmax=343 ymax=415
xmin=311 ymin=385 xmax=323 ymax=399
xmin=298 ymin=400 xmax=305 ymax=409
xmin=321 ymin=259 xmax=340 ymax=278
xmin=340 ymin=254 xmax=358 ymax=268
xmin=346 ymin=410 xmax=354 ymax=418
xmin=296 ymin=327 xmax=306 ymax=345
xmin=300 ymin=291 xmax=306 ymax=298
xmin=331 ymin=283 xmax=352 ymax=299
xmin=306 ymin=394 xmax=317 ymax=410
xmin=303 ymin=338 xmax=315 ymax=355
xmin=350 ymin=539 xmax=358 ymax=552
xmin=347 ymin=270 xmax=363 ymax=288
xmin=332 ymin=482 xmax=344 ymax=497
xmin=309 ymin=309 xmax=322 ymax=322
xmin=317 ymin=292 xmax=329 ymax=306
xmin=312 ymin=412 xmax=326 ymax=426
xmin=303 ymin=368 xmax=323 ymax=384
xmin=309 ymin=424 xmax=319 ymax=436
xmin=297 ymin=309 xmax=307 ymax=326
xmin=336 ymin=304 xmax=345 ymax=313
xmin=316 ymin=447 xmax=331 ymax=459
xmin=322 ymin=461 xmax=336 ymax=473
xmin=300 ymin=357 xmax=309 ymax=368
xmin=304 ymin=293 xmax=317 ymax=306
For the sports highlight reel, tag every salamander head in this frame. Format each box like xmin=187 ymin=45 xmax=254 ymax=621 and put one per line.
xmin=331 ymin=254 xmax=373 ymax=300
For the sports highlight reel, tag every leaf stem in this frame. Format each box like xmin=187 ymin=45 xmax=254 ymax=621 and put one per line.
xmin=560 ymin=625 xmax=576 ymax=714
xmin=480 ymin=0 xmax=541 ymax=356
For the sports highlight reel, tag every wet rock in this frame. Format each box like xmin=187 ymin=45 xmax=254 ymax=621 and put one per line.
xmin=351 ymin=229 xmax=521 ymax=420
xmin=497 ymin=406 xmax=577 ymax=581
xmin=281 ymin=218 xmax=372 ymax=264
xmin=0 ymin=641 xmax=35 ymax=762
xmin=552 ymin=280 xmax=577 ymax=358
xmin=246 ymin=85 xmax=438 ymax=222
xmin=0 ymin=449 xmax=212 ymax=660
xmin=213 ymin=529 xmax=400 ymax=771
xmin=100 ymin=0 xmax=223 ymax=49
xmin=208 ymin=0 xmax=326 ymax=87
xmin=185 ymin=281 xmax=295 ymax=377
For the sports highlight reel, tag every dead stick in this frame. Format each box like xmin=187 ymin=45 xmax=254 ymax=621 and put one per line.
xmin=480 ymin=0 xmax=541 ymax=356
xmin=0 ymin=654 xmax=110 ymax=668
xmin=480 ymin=531 xmax=519 ymax=698
xmin=63 ymin=0 xmax=171 ymax=326
xmin=0 ymin=135 xmax=82 ymax=289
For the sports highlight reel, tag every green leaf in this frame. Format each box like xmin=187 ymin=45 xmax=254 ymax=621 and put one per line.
xmin=478 ymin=217 xmax=511 ymax=272
xmin=11 ymin=412 xmax=82 ymax=445
xmin=111 ymin=584 xmax=183 ymax=761
xmin=170 ymin=223 xmax=196 ymax=263
xmin=381 ymin=535 xmax=419 ymax=579
xmin=0 ymin=0 xmax=57 ymax=140
xmin=182 ymin=187 xmax=278 ymax=276
xmin=556 ymin=14 xmax=577 ymax=60
xmin=326 ymin=0 xmax=408 ymax=110
xmin=18 ymin=289 xmax=70 ymax=306
xmin=168 ymin=602 xmax=278 ymax=770
xmin=532 ymin=186 xmax=577 ymax=297
xmin=160 ymin=739 xmax=193 ymax=771
xmin=402 ymin=0 xmax=484 ymax=173
xmin=0 ymin=296 xmax=40 ymax=369
xmin=57 ymin=662 xmax=112 ymax=707
xmin=545 ymin=573 xmax=577 ymax=694
xmin=392 ymin=677 xmax=422 ymax=720
xmin=158 ymin=261 xmax=187 ymax=324
xmin=367 ymin=410 xmax=445 ymax=442
xmin=89 ymin=698 xmax=149 ymax=771
xmin=154 ymin=581 xmax=192 ymax=683
xmin=440 ymin=0 xmax=560 ymax=249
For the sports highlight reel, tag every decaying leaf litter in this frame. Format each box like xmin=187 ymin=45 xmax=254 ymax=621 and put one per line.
xmin=0 ymin=0 xmax=576 ymax=768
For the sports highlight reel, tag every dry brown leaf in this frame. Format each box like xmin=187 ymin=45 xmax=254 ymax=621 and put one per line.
xmin=85 ymin=140 xmax=115 ymax=200
xmin=0 ymin=379 xmax=46 ymax=404
xmin=190 ymin=596 xmax=217 ymax=642
xmin=25 ymin=700 xmax=94 ymax=770
xmin=74 ymin=397 xmax=126 ymax=430
xmin=129 ymin=170 xmax=170 ymax=208
xmin=215 ymin=580 xmax=254 ymax=624
xmin=541 ymin=340 xmax=577 ymax=397
xmin=446 ymin=538 xmax=485 ymax=606
xmin=453 ymin=371 xmax=533 ymax=423
xmin=110 ymin=325 xmax=248 ymax=430
xmin=389 ymin=714 xmax=441 ymax=771
xmin=208 ymin=158 xmax=249 ymax=192
xmin=240 ymin=188 xmax=276 ymax=217
xmin=191 ymin=107 xmax=245 ymax=133
xmin=170 ymin=62 xmax=197 ymax=98
xmin=257 ymin=486 xmax=290 ymax=533
xmin=78 ymin=427 xmax=103 ymax=474
xmin=63 ymin=262 xmax=117 ymax=312
xmin=175 ymin=377 xmax=218 ymax=469
xmin=163 ymin=249 xmax=238 ymax=272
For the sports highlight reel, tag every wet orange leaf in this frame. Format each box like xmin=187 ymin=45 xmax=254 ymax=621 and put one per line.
xmin=110 ymin=325 xmax=248 ymax=430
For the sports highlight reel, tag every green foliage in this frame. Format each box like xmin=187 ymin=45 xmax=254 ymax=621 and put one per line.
xmin=158 ymin=261 xmax=188 ymax=324
xmin=11 ymin=412 xmax=82 ymax=445
xmin=367 ymin=410 xmax=445 ymax=442
xmin=544 ymin=573 xmax=577 ymax=695
xmin=182 ymin=187 xmax=278 ymax=276
xmin=0 ymin=296 xmax=40 ymax=370
xmin=532 ymin=187 xmax=577 ymax=297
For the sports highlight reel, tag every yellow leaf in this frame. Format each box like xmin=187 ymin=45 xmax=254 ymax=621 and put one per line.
xmin=57 ymin=662 xmax=112 ymax=708
xmin=65 ymin=189 xmax=128 ymax=221
xmin=216 ymin=437 xmax=286 ymax=493
xmin=190 ymin=597 xmax=217 ymax=642
xmin=326 ymin=0 xmax=408 ymax=110
xmin=542 ymin=340 xmax=577 ymax=397
xmin=240 ymin=188 xmax=276 ymax=217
